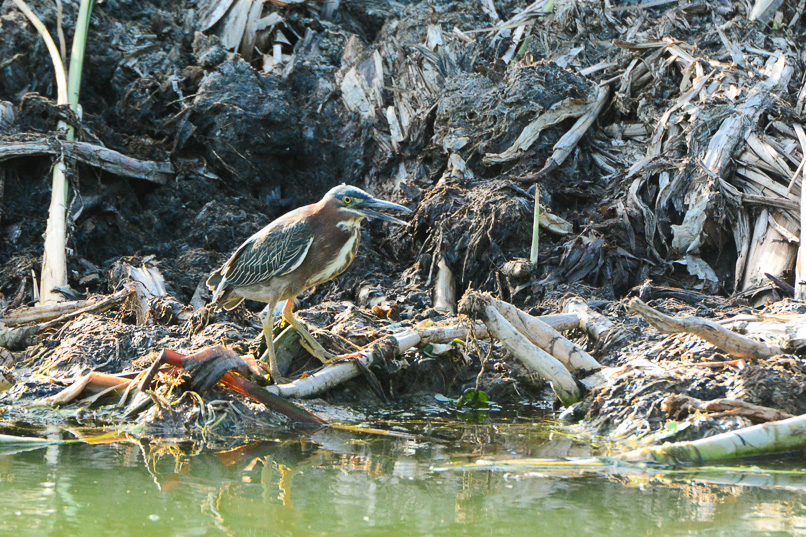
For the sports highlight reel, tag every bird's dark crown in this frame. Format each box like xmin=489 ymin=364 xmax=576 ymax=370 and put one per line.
xmin=323 ymin=185 xmax=373 ymax=207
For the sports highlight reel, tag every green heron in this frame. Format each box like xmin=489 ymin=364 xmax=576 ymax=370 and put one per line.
xmin=206 ymin=185 xmax=410 ymax=383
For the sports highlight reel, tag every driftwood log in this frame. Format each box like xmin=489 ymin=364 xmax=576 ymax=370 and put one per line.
xmin=627 ymin=298 xmax=782 ymax=360
xmin=3 ymin=299 xmax=93 ymax=326
xmin=457 ymin=292 xmax=605 ymax=406
xmin=464 ymin=296 xmax=580 ymax=405
xmin=484 ymin=295 xmax=599 ymax=372
xmin=619 ymin=412 xmax=806 ymax=465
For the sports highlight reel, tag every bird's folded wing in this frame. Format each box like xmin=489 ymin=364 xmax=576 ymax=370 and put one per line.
xmin=221 ymin=219 xmax=314 ymax=287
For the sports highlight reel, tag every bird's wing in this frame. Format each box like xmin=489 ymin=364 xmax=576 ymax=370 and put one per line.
xmin=219 ymin=219 xmax=314 ymax=288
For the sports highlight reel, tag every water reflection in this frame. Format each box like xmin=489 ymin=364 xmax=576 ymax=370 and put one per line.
xmin=1 ymin=412 xmax=805 ymax=536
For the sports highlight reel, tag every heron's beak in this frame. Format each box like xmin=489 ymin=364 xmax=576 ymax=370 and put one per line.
xmin=358 ymin=197 xmax=411 ymax=226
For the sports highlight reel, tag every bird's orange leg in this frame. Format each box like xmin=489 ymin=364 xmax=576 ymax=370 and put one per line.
xmin=261 ymin=301 xmax=289 ymax=384
xmin=281 ymin=298 xmax=337 ymax=363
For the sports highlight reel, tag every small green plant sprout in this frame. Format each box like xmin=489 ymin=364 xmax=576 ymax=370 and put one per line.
xmin=457 ymin=388 xmax=491 ymax=410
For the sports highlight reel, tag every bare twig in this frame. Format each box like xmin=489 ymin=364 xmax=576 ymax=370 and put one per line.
xmin=0 ymin=139 xmax=173 ymax=184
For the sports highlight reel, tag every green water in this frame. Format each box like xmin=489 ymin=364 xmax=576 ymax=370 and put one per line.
xmin=1 ymin=411 xmax=805 ymax=537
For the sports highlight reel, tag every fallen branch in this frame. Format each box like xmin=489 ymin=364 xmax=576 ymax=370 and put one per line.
xmin=416 ymin=323 xmax=488 ymax=344
xmin=265 ymin=322 xmax=507 ymax=399
xmin=627 ymin=298 xmax=781 ymax=360
xmin=539 ymin=313 xmax=582 ymax=332
xmin=0 ymin=286 xmax=134 ymax=349
xmin=437 ymin=413 xmax=806 ymax=471
xmin=267 ymin=330 xmax=421 ymax=399
xmin=46 ymin=284 xmax=130 ymax=322
xmin=662 ymin=394 xmax=794 ymax=423
xmin=0 ymin=139 xmax=172 ymax=184
xmin=3 ymin=299 xmax=92 ymax=326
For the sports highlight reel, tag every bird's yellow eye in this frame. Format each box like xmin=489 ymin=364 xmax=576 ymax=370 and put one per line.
xmin=343 ymin=196 xmax=352 ymax=204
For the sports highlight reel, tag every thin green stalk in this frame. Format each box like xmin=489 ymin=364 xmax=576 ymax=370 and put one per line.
xmin=67 ymin=0 xmax=96 ymax=116
xmin=530 ymin=185 xmax=540 ymax=264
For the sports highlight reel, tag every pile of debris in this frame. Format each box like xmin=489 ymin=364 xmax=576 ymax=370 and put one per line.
xmin=1 ymin=0 xmax=806 ymax=450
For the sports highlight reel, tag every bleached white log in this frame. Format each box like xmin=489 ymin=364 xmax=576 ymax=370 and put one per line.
xmin=476 ymin=302 xmax=579 ymax=405
xmin=620 ymin=412 xmax=806 ymax=465
xmin=487 ymin=296 xmax=600 ymax=372
xmin=562 ymin=297 xmax=613 ymax=341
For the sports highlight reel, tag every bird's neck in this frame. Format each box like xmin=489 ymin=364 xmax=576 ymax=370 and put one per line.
xmin=336 ymin=214 xmax=364 ymax=232
xmin=313 ymin=200 xmax=364 ymax=236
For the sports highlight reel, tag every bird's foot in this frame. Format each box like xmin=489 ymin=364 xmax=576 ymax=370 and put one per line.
xmin=297 ymin=339 xmax=362 ymax=365
xmin=266 ymin=365 xmax=292 ymax=384
xmin=297 ymin=336 xmax=339 ymax=364
xmin=258 ymin=348 xmax=291 ymax=385
xmin=271 ymin=373 xmax=291 ymax=385
xmin=324 ymin=351 xmax=364 ymax=364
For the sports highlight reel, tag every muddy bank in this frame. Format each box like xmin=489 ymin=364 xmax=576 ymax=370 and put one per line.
xmin=1 ymin=0 xmax=806 ymax=444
